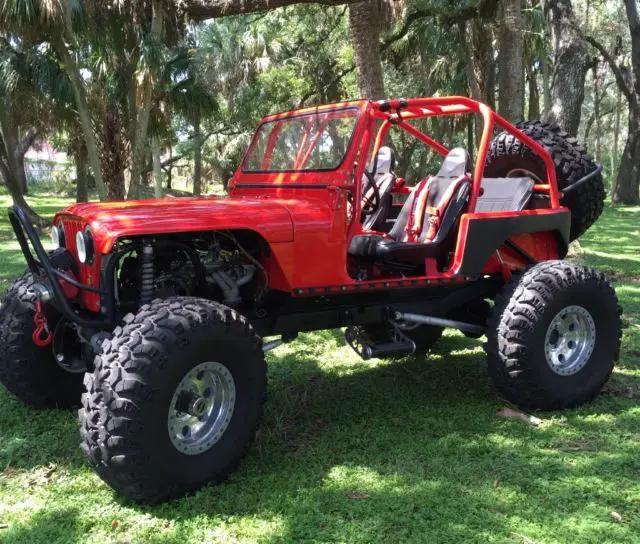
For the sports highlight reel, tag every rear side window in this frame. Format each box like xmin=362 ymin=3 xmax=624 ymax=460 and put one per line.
xmin=243 ymin=108 xmax=359 ymax=172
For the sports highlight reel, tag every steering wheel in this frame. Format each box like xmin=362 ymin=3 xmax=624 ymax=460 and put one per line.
xmin=361 ymin=171 xmax=382 ymax=221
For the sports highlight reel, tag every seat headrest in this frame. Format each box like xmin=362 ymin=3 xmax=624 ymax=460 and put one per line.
xmin=374 ymin=146 xmax=395 ymax=174
xmin=436 ymin=147 xmax=470 ymax=178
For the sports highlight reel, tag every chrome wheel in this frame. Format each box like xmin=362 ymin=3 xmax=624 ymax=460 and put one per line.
xmin=168 ymin=361 xmax=236 ymax=455
xmin=544 ymin=305 xmax=596 ymax=376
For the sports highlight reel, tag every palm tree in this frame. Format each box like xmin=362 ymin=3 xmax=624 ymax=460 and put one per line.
xmin=0 ymin=0 xmax=111 ymax=199
xmin=149 ymin=45 xmax=219 ymax=196
xmin=0 ymin=36 xmax=77 ymax=225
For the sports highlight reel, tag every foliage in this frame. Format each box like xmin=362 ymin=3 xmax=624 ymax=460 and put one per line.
xmin=0 ymin=0 xmax=637 ymax=201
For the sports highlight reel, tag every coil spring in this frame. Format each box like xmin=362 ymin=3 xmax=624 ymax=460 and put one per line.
xmin=140 ymin=243 xmax=155 ymax=305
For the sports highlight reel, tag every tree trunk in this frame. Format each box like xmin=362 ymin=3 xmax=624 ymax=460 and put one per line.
xmin=613 ymin=112 xmax=640 ymax=204
xmin=0 ymin=106 xmax=44 ymax=225
xmin=467 ymin=115 xmax=475 ymax=164
xmin=349 ymin=1 xmax=385 ymax=99
xmin=585 ymin=0 xmax=640 ymax=203
xmin=612 ymin=85 xmax=622 ymax=181
xmin=462 ymin=20 xmax=496 ymax=141
xmin=0 ymin=152 xmax=45 ymax=227
xmin=543 ymin=0 xmax=590 ymax=135
xmin=395 ymin=140 xmax=417 ymax=179
xmin=151 ymin=136 xmax=164 ymax=199
xmin=193 ymin=115 xmax=203 ymax=196
xmin=127 ymin=0 xmax=163 ymax=199
xmin=10 ymin=151 xmax=29 ymax=200
xmin=0 ymin=106 xmax=35 ymax=198
xmin=18 ymin=133 xmax=28 ymax=195
xmin=74 ymin=137 xmax=89 ymax=203
xmin=185 ymin=0 xmax=358 ymax=20
xmin=527 ymin=61 xmax=540 ymax=120
xmin=612 ymin=0 xmax=640 ymax=204
xmin=497 ymin=0 xmax=524 ymax=122
xmin=541 ymin=58 xmax=552 ymax=117
xmin=101 ymin=101 xmax=127 ymax=200
xmin=166 ymin=147 xmax=173 ymax=190
xmin=467 ymin=19 xmax=496 ymax=108
xmin=128 ymin=95 xmax=154 ymax=199
xmin=55 ymin=42 xmax=108 ymax=201
xmin=593 ymin=64 xmax=601 ymax=163
xmin=463 ymin=28 xmax=483 ymax=104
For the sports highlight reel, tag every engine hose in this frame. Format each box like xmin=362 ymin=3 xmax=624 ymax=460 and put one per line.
xmin=140 ymin=243 xmax=155 ymax=305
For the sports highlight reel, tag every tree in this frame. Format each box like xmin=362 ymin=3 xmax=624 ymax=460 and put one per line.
xmin=127 ymin=0 xmax=166 ymax=199
xmin=0 ymin=120 xmax=42 ymax=225
xmin=463 ymin=19 xmax=496 ymax=110
xmin=0 ymin=37 xmax=71 ymax=225
xmin=185 ymin=0 xmax=500 ymax=105
xmin=523 ymin=0 xmax=549 ymax=121
xmin=497 ymin=0 xmax=524 ymax=121
xmin=183 ymin=0 xmax=359 ymax=19
xmin=349 ymin=1 xmax=385 ymax=99
xmin=543 ymin=0 xmax=590 ymax=135
xmin=160 ymin=44 xmax=218 ymax=195
xmin=585 ymin=0 xmax=640 ymax=204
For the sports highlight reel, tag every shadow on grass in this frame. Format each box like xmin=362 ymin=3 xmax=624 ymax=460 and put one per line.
xmin=0 ymin=508 xmax=80 ymax=544
xmin=579 ymin=205 xmax=640 ymax=276
xmin=160 ymin=334 xmax=639 ymax=542
xmin=1 ymin=202 xmax=639 ymax=542
xmin=1 ymin=330 xmax=639 ymax=542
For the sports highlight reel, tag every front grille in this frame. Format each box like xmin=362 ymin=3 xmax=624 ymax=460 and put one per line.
xmin=58 ymin=218 xmax=102 ymax=312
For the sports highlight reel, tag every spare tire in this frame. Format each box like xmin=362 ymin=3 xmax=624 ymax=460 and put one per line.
xmin=485 ymin=120 xmax=605 ymax=241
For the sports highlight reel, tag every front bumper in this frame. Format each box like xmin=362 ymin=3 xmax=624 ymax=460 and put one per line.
xmin=8 ymin=206 xmax=116 ymax=329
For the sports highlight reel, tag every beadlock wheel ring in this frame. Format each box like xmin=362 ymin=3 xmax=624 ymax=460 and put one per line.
xmin=544 ymin=305 xmax=596 ymax=376
xmin=167 ymin=361 xmax=236 ymax=455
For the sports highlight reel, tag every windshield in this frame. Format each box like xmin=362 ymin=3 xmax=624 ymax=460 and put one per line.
xmin=242 ymin=108 xmax=359 ymax=172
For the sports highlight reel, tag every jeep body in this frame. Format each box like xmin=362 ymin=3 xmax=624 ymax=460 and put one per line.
xmin=4 ymin=96 xmax=620 ymax=505
xmin=10 ymin=97 xmax=570 ymax=339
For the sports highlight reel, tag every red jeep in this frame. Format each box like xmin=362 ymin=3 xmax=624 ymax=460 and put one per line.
xmin=1 ymin=97 xmax=620 ymax=504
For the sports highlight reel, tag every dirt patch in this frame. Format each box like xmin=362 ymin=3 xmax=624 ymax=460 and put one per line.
xmin=605 ymin=269 xmax=640 ymax=283
xmin=602 ymin=382 xmax=640 ymax=400
xmin=567 ymin=240 xmax=584 ymax=260
xmin=547 ymin=438 xmax=602 ymax=452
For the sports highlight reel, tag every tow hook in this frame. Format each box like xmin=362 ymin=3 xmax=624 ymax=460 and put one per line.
xmin=32 ymin=299 xmax=53 ymax=347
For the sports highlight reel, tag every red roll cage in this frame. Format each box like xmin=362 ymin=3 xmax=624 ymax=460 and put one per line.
xmin=233 ymin=96 xmax=562 ymax=215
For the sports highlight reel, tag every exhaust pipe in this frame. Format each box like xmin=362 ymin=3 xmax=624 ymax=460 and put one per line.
xmin=393 ymin=311 xmax=486 ymax=336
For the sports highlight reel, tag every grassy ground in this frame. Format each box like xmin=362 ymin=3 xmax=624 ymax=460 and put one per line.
xmin=0 ymin=192 xmax=638 ymax=544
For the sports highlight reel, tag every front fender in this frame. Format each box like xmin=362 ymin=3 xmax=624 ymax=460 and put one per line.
xmin=55 ymin=196 xmax=295 ymax=254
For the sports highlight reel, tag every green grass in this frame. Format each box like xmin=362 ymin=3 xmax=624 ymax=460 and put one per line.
xmin=0 ymin=192 xmax=638 ymax=544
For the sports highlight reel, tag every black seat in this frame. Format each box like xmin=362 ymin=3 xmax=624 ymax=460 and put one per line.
xmin=349 ymin=148 xmax=472 ymax=265
xmin=362 ymin=146 xmax=397 ymax=231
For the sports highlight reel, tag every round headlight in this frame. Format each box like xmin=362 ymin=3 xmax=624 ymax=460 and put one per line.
xmin=51 ymin=225 xmax=65 ymax=249
xmin=76 ymin=229 xmax=94 ymax=264
xmin=75 ymin=231 xmax=86 ymax=263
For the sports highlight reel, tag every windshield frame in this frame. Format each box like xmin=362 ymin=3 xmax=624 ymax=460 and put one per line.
xmin=241 ymin=106 xmax=361 ymax=174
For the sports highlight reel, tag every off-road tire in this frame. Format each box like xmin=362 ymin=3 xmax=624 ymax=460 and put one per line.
xmin=485 ymin=120 xmax=605 ymax=241
xmin=79 ymin=297 xmax=267 ymax=504
xmin=486 ymin=261 xmax=621 ymax=410
xmin=364 ymin=323 xmax=443 ymax=356
xmin=0 ymin=272 xmax=83 ymax=407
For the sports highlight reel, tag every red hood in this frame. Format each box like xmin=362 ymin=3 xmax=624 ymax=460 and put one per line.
xmin=56 ymin=196 xmax=295 ymax=254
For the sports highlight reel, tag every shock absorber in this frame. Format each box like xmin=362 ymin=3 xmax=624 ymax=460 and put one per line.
xmin=140 ymin=241 xmax=155 ymax=305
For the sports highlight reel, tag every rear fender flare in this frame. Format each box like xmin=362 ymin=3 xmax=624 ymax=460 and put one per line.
xmin=453 ymin=210 xmax=571 ymax=276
